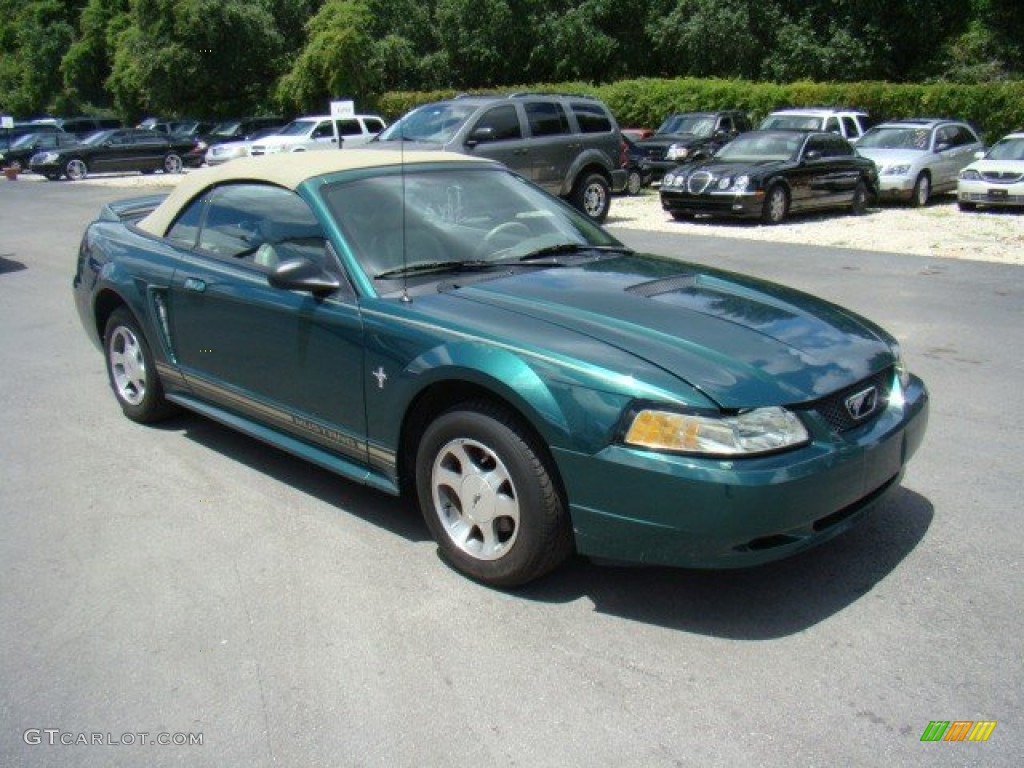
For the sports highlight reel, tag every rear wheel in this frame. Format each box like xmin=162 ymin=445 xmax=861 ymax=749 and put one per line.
xmin=103 ymin=308 xmax=178 ymax=423
xmin=163 ymin=153 xmax=183 ymax=174
xmin=761 ymin=184 xmax=789 ymax=224
xmin=570 ymin=173 xmax=610 ymax=222
xmin=911 ymin=173 xmax=930 ymax=207
xmin=415 ymin=401 xmax=573 ymax=587
xmin=65 ymin=158 xmax=88 ymax=181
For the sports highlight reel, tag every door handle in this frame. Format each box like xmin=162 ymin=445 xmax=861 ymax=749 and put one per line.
xmin=183 ymin=277 xmax=206 ymax=293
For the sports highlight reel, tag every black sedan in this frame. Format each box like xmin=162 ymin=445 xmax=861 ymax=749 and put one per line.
xmin=659 ymin=130 xmax=879 ymax=225
xmin=29 ymin=128 xmax=201 ymax=181
xmin=0 ymin=131 xmax=79 ymax=171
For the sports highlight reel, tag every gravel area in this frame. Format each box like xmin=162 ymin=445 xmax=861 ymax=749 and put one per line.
xmin=7 ymin=168 xmax=1022 ymax=265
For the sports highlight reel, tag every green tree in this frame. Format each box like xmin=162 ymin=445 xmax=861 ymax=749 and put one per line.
xmin=61 ymin=0 xmax=130 ymax=112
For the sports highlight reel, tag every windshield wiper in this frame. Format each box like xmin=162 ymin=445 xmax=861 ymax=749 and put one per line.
xmin=374 ymin=259 xmax=500 ymax=280
xmin=514 ymin=243 xmax=634 ymax=263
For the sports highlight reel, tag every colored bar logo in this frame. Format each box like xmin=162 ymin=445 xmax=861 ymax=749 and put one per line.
xmin=920 ymin=721 xmax=996 ymax=742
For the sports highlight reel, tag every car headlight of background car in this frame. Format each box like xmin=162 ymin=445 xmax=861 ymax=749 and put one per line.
xmin=959 ymin=168 xmax=982 ymax=180
xmin=622 ymin=405 xmax=809 ymax=456
xmin=667 ymin=144 xmax=689 ymax=161
xmin=881 ymin=164 xmax=911 ymax=176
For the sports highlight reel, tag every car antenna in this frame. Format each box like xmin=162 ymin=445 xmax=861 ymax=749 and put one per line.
xmin=400 ymin=113 xmax=411 ymax=303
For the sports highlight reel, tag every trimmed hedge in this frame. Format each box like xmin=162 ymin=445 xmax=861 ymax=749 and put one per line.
xmin=378 ymin=78 xmax=1024 ymax=142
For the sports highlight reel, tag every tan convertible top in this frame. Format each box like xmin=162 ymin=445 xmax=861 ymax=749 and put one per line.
xmin=136 ymin=150 xmax=493 ymax=236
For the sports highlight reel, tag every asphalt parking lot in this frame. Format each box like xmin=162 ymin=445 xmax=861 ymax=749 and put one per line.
xmin=1 ymin=179 xmax=1021 ymax=767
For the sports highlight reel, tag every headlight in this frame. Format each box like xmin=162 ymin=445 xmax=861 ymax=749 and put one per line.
xmin=663 ymin=172 xmax=676 ymax=186
xmin=733 ymin=174 xmax=750 ymax=191
xmin=959 ymin=169 xmax=981 ymax=180
xmin=623 ymin=405 xmax=809 ymax=456
xmin=667 ymin=145 xmax=689 ymax=160
xmin=882 ymin=164 xmax=911 ymax=176
xmin=717 ymin=176 xmax=731 ymax=190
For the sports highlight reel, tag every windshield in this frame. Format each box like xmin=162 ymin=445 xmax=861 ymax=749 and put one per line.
xmin=277 ymin=119 xmax=317 ymax=137
xmin=10 ymin=133 xmax=41 ymax=149
xmin=714 ymin=132 xmax=803 ymax=162
xmin=857 ymin=126 xmax=932 ymax=150
xmin=211 ymin=121 xmax=241 ymax=137
xmin=986 ymin=137 xmax=1024 ymax=161
xmin=376 ymin=104 xmax=478 ymax=144
xmin=323 ymin=167 xmax=621 ymax=289
xmin=657 ymin=115 xmax=714 ymax=137
xmin=760 ymin=115 xmax=822 ymax=131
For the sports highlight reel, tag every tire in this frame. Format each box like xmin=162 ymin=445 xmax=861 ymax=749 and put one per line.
xmin=761 ymin=184 xmax=788 ymax=225
xmin=415 ymin=401 xmax=573 ymax=587
xmin=958 ymin=201 xmax=977 ymax=212
xmin=570 ymin=173 xmax=611 ymax=223
xmin=911 ymin=173 xmax=930 ymax=208
xmin=65 ymin=158 xmax=88 ymax=181
xmin=850 ymin=180 xmax=868 ymax=216
xmin=163 ymin=153 xmax=183 ymax=174
xmin=626 ymin=169 xmax=643 ymax=196
xmin=103 ymin=308 xmax=178 ymax=423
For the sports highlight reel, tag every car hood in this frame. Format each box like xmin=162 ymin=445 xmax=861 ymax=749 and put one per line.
xmin=682 ymin=159 xmax=789 ymax=178
xmin=638 ymin=134 xmax=708 ymax=148
xmin=962 ymin=158 xmax=1024 ymax=176
xmin=448 ymin=255 xmax=895 ymax=408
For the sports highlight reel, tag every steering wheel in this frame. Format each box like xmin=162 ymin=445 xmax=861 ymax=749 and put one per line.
xmin=474 ymin=221 xmax=532 ymax=259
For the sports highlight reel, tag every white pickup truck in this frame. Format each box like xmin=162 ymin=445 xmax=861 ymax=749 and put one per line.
xmin=249 ymin=114 xmax=386 ymax=155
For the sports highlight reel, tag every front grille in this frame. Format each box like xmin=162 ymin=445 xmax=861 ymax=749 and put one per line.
xmin=980 ymin=171 xmax=1024 ymax=183
xmin=802 ymin=367 xmax=894 ymax=433
xmin=965 ymin=192 xmax=1024 ymax=203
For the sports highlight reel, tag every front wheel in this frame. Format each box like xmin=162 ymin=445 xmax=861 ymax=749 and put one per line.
xmin=65 ymin=158 xmax=88 ymax=181
xmin=103 ymin=308 xmax=178 ymax=423
xmin=911 ymin=173 xmax=930 ymax=208
xmin=415 ymin=402 xmax=573 ymax=587
xmin=625 ymin=169 xmax=643 ymax=196
xmin=761 ymin=184 xmax=789 ymax=225
xmin=850 ymin=180 xmax=869 ymax=215
xmin=570 ymin=173 xmax=610 ymax=222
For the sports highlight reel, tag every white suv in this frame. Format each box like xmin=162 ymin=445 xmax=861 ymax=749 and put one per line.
xmin=249 ymin=114 xmax=386 ymax=155
xmin=759 ymin=108 xmax=872 ymax=141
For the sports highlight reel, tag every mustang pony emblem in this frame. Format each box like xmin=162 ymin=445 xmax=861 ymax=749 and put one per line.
xmin=372 ymin=367 xmax=388 ymax=389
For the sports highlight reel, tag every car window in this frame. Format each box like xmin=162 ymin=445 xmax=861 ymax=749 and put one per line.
xmin=572 ymin=102 xmax=612 ymax=133
xmin=363 ymin=117 xmax=386 ymax=133
xmin=718 ymin=116 xmax=733 ymax=133
xmin=189 ymin=184 xmax=328 ymax=271
xmin=166 ymin=196 xmax=206 ymax=249
xmin=472 ymin=105 xmax=522 ymax=141
xmin=840 ymin=117 xmax=859 ymax=137
xmin=525 ymin=102 xmax=570 ymax=137
xmin=337 ymin=119 xmax=363 ymax=137
xmin=945 ymin=125 xmax=977 ymax=147
xmin=824 ymin=117 xmax=840 ymax=134
xmin=804 ymin=135 xmax=828 ymax=157
xmin=312 ymin=121 xmax=335 ymax=139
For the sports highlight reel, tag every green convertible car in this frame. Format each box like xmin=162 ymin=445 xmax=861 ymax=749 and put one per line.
xmin=73 ymin=151 xmax=929 ymax=586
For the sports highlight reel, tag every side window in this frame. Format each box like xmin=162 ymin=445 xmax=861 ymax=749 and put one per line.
xmin=935 ymin=126 xmax=954 ymax=149
xmin=364 ymin=117 xmax=386 ymax=133
xmin=840 ymin=117 xmax=859 ymax=138
xmin=948 ymin=125 xmax=976 ymax=147
xmin=571 ymin=102 xmax=612 ymax=133
xmin=804 ymin=135 xmax=828 ymax=157
xmin=823 ymin=117 xmax=841 ymax=134
xmin=196 ymin=184 xmax=328 ymax=271
xmin=718 ymin=117 xmax=733 ymax=133
xmin=312 ymin=121 xmax=335 ymax=139
xmin=472 ymin=105 xmax=522 ymax=141
xmin=337 ymin=119 xmax=363 ymax=137
xmin=525 ymin=101 xmax=570 ymax=137
xmin=166 ymin=195 xmax=207 ymax=249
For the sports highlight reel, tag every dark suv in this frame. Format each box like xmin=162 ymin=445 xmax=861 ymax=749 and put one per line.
xmin=373 ymin=93 xmax=627 ymax=221
xmin=636 ymin=110 xmax=751 ymax=181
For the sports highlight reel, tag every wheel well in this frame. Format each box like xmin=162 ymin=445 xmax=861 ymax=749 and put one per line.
xmin=396 ymin=380 xmax=564 ymax=502
xmin=573 ymin=164 xmax=612 ymax=190
xmin=93 ymin=289 xmax=127 ymax=341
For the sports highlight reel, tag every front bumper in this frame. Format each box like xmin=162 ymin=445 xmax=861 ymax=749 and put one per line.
xmin=660 ymin=188 xmax=765 ymax=219
xmin=555 ymin=375 xmax=929 ymax=569
xmin=957 ymin=180 xmax=1024 ymax=207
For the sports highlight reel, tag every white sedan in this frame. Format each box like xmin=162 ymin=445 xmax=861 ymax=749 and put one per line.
xmin=957 ymin=132 xmax=1024 ymax=211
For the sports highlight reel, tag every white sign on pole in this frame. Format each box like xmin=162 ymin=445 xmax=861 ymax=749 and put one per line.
xmin=0 ymin=116 xmax=14 ymax=130
xmin=330 ymin=100 xmax=355 ymax=119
